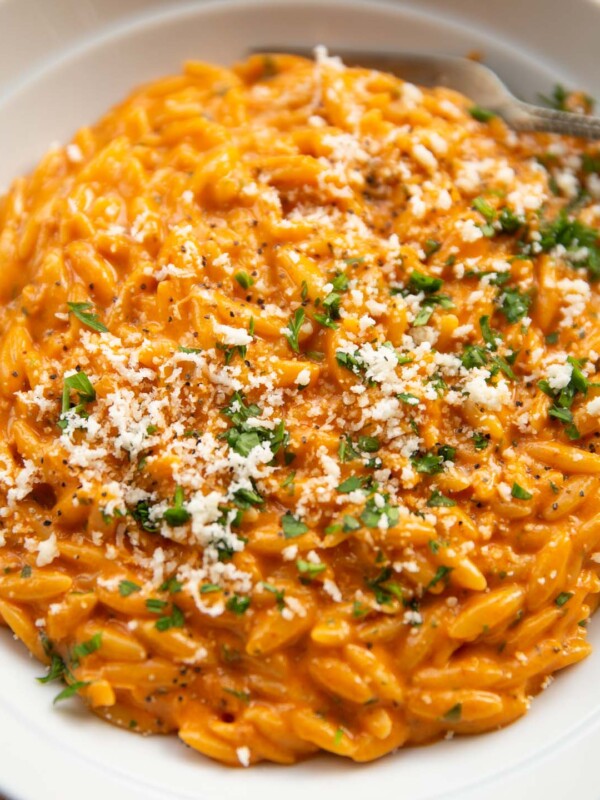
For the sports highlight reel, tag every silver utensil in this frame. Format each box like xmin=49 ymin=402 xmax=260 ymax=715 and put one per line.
xmin=251 ymin=48 xmax=600 ymax=139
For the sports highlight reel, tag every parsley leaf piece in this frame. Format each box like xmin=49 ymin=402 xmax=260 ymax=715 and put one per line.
xmin=511 ymin=482 xmax=533 ymax=500
xmin=442 ymin=703 xmax=462 ymax=722
xmin=178 ymin=345 xmax=203 ymax=354
xmin=163 ymin=486 xmax=190 ymax=528
xmin=131 ymin=500 xmax=159 ymax=533
xmin=473 ymin=432 xmax=489 ymax=451
xmin=469 ymin=105 xmax=496 ymax=122
xmin=335 ymin=350 xmax=365 ymax=378
xmin=461 ymin=344 xmax=489 ymax=370
xmin=58 ymin=370 xmax=97 ymax=429
xmin=296 ymin=559 xmax=326 ymax=578
xmin=235 ymin=271 xmax=254 ymax=289
xmin=67 ymin=301 xmax=108 ymax=333
xmin=411 ymin=452 xmax=444 ymax=475
xmin=365 ymin=566 xmax=403 ymax=605
xmin=428 ymin=565 xmax=453 ymax=589
xmin=284 ymin=308 xmax=305 ymax=353
xmin=53 ymin=681 xmax=91 ymax=704
xmin=360 ymin=496 xmax=399 ymax=529
xmin=336 ymin=475 xmax=365 ymax=493
xmin=408 ymin=270 xmax=443 ymax=294
xmin=479 ymin=315 xmax=500 ymax=351
xmin=155 ymin=604 xmax=185 ymax=631
xmin=427 ymin=490 xmax=456 ymax=508
xmin=358 ymin=435 xmax=380 ymax=453
xmin=498 ymin=286 xmax=531 ymax=324
xmin=539 ymin=84 xmax=568 ymax=111
xmin=398 ymin=392 xmax=420 ymax=405
xmin=281 ymin=511 xmax=308 ymax=538
xmin=332 ymin=272 xmax=350 ymax=292
xmin=37 ymin=654 xmax=67 ymax=684
xmin=146 ymin=598 xmax=168 ymax=613
xmin=71 ymin=633 xmax=102 ymax=666
xmin=424 ymin=239 xmax=442 ymax=259
xmin=498 ymin=208 xmax=525 ymax=234
xmin=119 ymin=580 xmax=141 ymax=597
xmin=232 ymin=487 xmax=264 ymax=509
xmin=225 ymin=594 xmax=251 ymax=617
xmin=262 ymin=582 xmax=286 ymax=611
xmin=342 ymin=514 xmax=361 ymax=532
xmin=338 ymin=434 xmax=359 ymax=463
xmin=555 ymin=591 xmax=574 ymax=607
xmin=160 ymin=577 xmax=183 ymax=594
xmin=200 ymin=583 xmax=221 ymax=594
xmin=473 ymin=196 xmax=496 ymax=223
xmin=539 ymin=211 xmax=600 ymax=281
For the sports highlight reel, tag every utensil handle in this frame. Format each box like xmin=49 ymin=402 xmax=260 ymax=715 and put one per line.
xmin=505 ymin=100 xmax=600 ymax=139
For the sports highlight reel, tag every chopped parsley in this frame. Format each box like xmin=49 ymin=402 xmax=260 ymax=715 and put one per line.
xmin=538 ymin=356 xmax=588 ymax=438
xmin=408 ymin=271 xmax=443 ymax=294
xmin=263 ymin=582 xmax=286 ymax=611
xmin=461 ymin=344 xmax=489 ymax=370
xmin=442 ymin=703 xmax=462 ymax=722
xmin=178 ymin=345 xmax=202 ymax=354
xmin=281 ymin=511 xmax=308 ymax=538
xmin=472 ymin=432 xmax=490 ymax=451
xmin=37 ymin=643 xmax=92 ymax=704
xmin=498 ymin=286 xmax=531 ymax=324
xmin=365 ymin=566 xmax=403 ymax=605
xmin=424 ymin=239 xmax=442 ymax=259
xmin=428 ymin=565 xmax=453 ymax=589
xmin=118 ymin=580 xmax=141 ymax=597
xmin=226 ymin=595 xmax=251 ymax=615
xmin=472 ymin=196 xmax=496 ymax=224
xmin=411 ymin=445 xmax=455 ymax=475
xmin=296 ymin=559 xmax=326 ymax=578
xmin=163 ymin=486 xmax=191 ymax=527
xmin=224 ymin=687 xmax=250 ymax=703
xmin=479 ymin=315 xmax=500 ymax=350
xmin=221 ymin=392 xmax=288 ymax=457
xmin=538 ymin=83 xmax=569 ymax=111
xmin=58 ymin=370 xmax=96 ymax=429
xmin=71 ymin=633 xmax=102 ymax=666
xmin=468 ymin=105 xmax=496 ymax=123
xmin=146 ymin=598 xmax=168 ymax=613
xmin=401 ymin=270 xmax=453 ymax=327
xmin=342 ymin=514 xmax=361 ymax=532
xmin=360 ymin=496 xmax=399 ymax=528
xmin=160 ymin=577 xmax=183 ymax=594
xmin=539 ymin=211 xmax=600 ymax=281
xmin=555 ymin=591 xmax=574 ymax=607
xmin=235 ymin=271 xmax=254 ymax=289
xmin=511 ymin=482 xmax=533 ymax=500
xmin=284 ymin=307 xmax=305 ymax=352
xmin=336 ymin=475 xmax=365 ymax=493
xmin=155 ymin=604 xmax=185 ymax=632
xmin=67 ymin=301 xmax=108 ymax=333
xmin=426 ymin=489 xmax=456 ymax=508
xmin=336 ymin=349 xmax=366 ymax=379
xmin=233 ymin=486 xmax=264 ymax=509
xmin=131 ymin=500 xmax=159 ymax=533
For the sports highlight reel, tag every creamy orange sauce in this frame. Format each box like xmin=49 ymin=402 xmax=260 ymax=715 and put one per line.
xmin=1 ymin=53 xmax=600 ymax=766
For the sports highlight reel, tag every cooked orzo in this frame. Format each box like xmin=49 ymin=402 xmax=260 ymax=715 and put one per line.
xmin=1 ymin=50 xmax=600 ymax=765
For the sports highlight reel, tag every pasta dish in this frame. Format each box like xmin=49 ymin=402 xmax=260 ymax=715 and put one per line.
xmin=1 ymin=50 xmax=600 ymax=766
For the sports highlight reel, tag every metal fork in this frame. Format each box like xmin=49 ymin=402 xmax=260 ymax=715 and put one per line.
xmin=251 ymin=48 xmax=600 ymax=139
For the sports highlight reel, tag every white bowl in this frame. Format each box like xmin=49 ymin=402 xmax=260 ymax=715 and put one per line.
xmin=1 ymin=1 xmax=600 ymax=798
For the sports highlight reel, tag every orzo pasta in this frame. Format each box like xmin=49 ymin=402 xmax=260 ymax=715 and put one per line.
xmin=1 ymin=50 xmax=600 ymax=765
